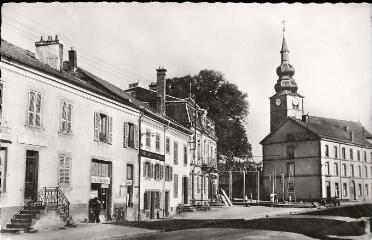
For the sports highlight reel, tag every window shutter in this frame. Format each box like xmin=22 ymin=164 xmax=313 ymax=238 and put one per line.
xmin=160 ymin=165 xmax=164 ymax=180
xmin=58 ymin=154 xmax=65 ymax=185
xmin=150 ymin=163 xmax=154 ymax=178
xmin=61 ymin=101 xmax=67 ymax=133
xmin=94 ymin=112 xmax=100 ymax=141
xmin=67 ymin=103 xmax=72 ymax=133
xmin=170 ymin=167 xmax=173 ymax=181
xmin=143 ymin=163 xmax=146 ymax=177
xmin=134 ymin=124 xmax=139 ymax=149
xmin=35 ymin=93 xmax=42 ymax=127
xmin=65 ymin=155 xmax=71 ymax=184
xmin=107 ymin=116 xmax=113 ymax=144
xmin=123 ymin=122 xmax=129 ymax=148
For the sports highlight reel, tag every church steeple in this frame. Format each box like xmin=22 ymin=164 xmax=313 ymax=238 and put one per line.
xmin=274 ymin=25 xmax=297 ymax=94
xmin=269 ymin=21 xmax=304 ymax=132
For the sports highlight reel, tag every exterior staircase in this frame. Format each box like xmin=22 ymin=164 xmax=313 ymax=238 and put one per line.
xmin=179 ymin=204 xmax=197 ymax=212
xmin=1 ymin=187 xmax=71 ymax=233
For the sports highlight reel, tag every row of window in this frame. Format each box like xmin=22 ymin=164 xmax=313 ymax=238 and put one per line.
xmin=324 ymin=162 xmax=372 ymax=178
xmin=332 ymin=182 xmax=369 ymax=198
xmin=325 ymin=145 xmax=371 ymax=162
xmin=26 ymin=91 xmax=190 ymax=163
xmin=143 ymin=162 xmax=174 ymax=181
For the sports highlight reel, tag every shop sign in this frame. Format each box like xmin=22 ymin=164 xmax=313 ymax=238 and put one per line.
xmin=140 ymin=149 xmax=165 ymax=161
xmin=91 ymin=176 xmax=110 ymax=184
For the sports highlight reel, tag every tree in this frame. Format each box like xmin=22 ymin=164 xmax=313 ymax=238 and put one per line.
xmin=167 ymin=69 xmax=252 ymax=169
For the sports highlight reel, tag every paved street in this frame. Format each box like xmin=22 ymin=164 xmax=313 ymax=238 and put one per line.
xmin=174 ymin=205 xmax=309 ymax=220
xmin=0 ymin=223 xmax=158 ymax=240
xmin=1 ymin=204 xmax=371 ymax=240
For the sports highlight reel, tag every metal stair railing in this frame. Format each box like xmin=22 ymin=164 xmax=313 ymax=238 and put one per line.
xmin=11 ymin=187 xmax=70 ymax=222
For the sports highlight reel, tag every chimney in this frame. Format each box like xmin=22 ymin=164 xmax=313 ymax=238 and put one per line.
xmin=35 ymin=35 xmax=63 ymax=71
xmin=302 ymin=114 xmax=309 ymax=123
xmin=68 ymin=47 xmax=77 ymax=73
xmin=149 ymin=82 xmax=157 ymax=91
xmin=156 ymin=67 xmax=167 ymax=115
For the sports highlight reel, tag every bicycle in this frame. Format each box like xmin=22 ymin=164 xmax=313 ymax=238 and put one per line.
xmin=112 ymin=207 xmax=125 ymax=222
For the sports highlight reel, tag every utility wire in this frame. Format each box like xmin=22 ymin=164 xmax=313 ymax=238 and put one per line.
xmin=2 ymin=12 xmax=154 ymax=85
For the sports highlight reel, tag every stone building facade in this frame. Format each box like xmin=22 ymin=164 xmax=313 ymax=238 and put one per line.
xmin=260 ymin=31 xmax=372 ymax=202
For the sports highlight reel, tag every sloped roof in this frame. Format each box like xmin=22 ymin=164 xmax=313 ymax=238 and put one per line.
xmin=292 ymin=116 xmax=372 ymax=147
xmin=261 ymin=115 xmax=372 ymax=147
xmin=0 ymin=39 xmax=191 ymax=134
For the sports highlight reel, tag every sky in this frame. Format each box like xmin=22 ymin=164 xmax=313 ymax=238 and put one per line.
xmin=2 ymin=3 xmax=372 ymax=159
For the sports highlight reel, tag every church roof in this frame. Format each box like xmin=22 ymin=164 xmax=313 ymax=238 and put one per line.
xmin=261 ymin=115 xmax=372 ymax=147
xmin=292 ymin=116 xmax=372 ymax=147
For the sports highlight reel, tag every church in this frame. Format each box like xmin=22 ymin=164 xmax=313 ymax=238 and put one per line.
xmin=260 ymin=29 xmax=372 ymax=202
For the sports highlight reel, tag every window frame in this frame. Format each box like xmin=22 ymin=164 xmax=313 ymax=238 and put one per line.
xmin=27 ymin=90 xmax=42 ymax=128
xmin=60 ymin=100 xmax=73 ymax=134
xmin=58 ymin=153 xmax=72 ymax=187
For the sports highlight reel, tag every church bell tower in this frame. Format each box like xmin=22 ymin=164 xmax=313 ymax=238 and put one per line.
xmin=270 ymin=24 xmax=304 ymax=132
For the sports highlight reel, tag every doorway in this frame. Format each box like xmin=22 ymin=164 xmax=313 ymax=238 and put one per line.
xmin=90 ymin=159 xmax=112 ymax=221
xmin=350 ymin=181 xmax=356 ymax=200
xmin=182 ymin=176 xmax=188 ymax=204
xmin=326 ymin=181 xmax=331 ymax=198
xmin=24 ymin=150 xmax=39 ymax=200
xmin=164 ymin=191 xmax=169 ymax=217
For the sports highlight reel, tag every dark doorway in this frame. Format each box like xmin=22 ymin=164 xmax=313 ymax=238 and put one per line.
xmin=165 ymin=191 xmax=169 ymax=217
xmin=183 ymin=176 xmax=188 ymax=204
xmin=150 ymin=192 xmax=155 ymax=219
xmin=25 ymin=150 xmax=39 ymax=200
xmin=350 ymin=181 xmax=356 ymax=200
xmin=90 ymin=159 xmax=112 ymax=221
xmin=326 ymin=181 xmax=331 ymax=198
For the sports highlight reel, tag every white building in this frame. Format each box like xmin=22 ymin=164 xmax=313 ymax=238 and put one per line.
xmin=0 ymin=36 xmax=196 ymax=229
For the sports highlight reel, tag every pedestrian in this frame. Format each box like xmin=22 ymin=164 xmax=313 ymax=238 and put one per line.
xmin=88 ymin=197 xmax=96 ymax=223
xmin=93 ymin=197 xmax=102 ymax=223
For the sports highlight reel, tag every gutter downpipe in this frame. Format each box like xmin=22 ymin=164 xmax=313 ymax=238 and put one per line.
xmin=138 ymin=107 xmax=144 ymax=221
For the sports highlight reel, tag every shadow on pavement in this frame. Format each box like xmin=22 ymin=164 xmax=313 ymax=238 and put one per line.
xmin=113 ymin=217 xmax=365 ymax=240
xmin=111 ymin=204 xmax=372 ymax=240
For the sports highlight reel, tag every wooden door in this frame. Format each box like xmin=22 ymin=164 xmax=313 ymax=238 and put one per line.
xmin=24 ymin=150 xmax=38 ymax=200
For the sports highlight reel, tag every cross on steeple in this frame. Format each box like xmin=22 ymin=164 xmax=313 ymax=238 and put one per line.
xmin=281 ymin=18 xmax=287 ymax=33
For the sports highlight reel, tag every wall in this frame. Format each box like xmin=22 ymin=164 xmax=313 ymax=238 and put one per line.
xmin=0 ymin=60 xmax=139 ymax=226
xmin=320 ymin=139 xmax=372 ymax=201
xmin=263 ymin=120 xmax=321 ymax=201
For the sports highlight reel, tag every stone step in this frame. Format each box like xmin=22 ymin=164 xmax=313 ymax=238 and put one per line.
xmin=20 ymin=209 xmax=41 ymax=214
xmin=0 ymin=227 xmax=24 ymax=233
xmin=25 ymin=205 xmax=45 ymax=211
xmin=15 ymin=213 xmax=37 ymax=219
xmin=11 ymin=218 xmax=32 ymax=224
xmin=6 ymin=222 xmax=31 ymax=229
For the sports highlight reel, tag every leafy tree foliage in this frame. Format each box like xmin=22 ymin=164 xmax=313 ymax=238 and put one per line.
xmin=166 ymin=69 xmax=252 ymax=168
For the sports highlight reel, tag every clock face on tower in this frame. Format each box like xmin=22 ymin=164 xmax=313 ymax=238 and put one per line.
xmin=292 ymin=97 xmax=299 ymax=106
xmin=275 ymin=98 xmax=281 ymax=106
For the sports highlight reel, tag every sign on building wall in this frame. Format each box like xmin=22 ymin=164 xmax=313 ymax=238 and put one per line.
xmin=91 ymin=176 xmax=110 ymax=184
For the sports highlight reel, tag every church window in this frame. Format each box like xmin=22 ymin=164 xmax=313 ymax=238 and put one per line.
xmin=343 ymin=183 xmax=347 ymax=197
xmin=325 ymin=162 xmax=330 ymax=175
xmin=287 ymin=145 xmax=294 ymax=159
xmin=334 ymin=146 xmax=338 ymax=159
xmin=287 ymin=134 xmax=295 ymax=142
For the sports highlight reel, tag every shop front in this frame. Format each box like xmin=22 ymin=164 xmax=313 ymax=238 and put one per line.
xmin=90 ymin=159 xmax=112 ymax=222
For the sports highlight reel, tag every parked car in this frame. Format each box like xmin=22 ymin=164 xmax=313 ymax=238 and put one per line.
xmin=319 ymin=197 xmax=340 ymax=207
